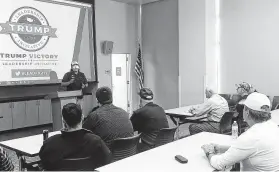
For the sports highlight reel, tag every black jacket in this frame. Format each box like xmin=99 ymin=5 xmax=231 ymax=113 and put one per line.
xmin=130 ymin=102 xmax=169 ymax=144
xmin=39 ymin=129 xmax=111 ymax=170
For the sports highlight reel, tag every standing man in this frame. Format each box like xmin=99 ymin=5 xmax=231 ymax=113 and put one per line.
xmin=61 ymin=61 xmax=88 ymax=91
xmin=61 ymin=61 xmax=88 ymax=108
xmin=130 ymin=88 xmax=169 ymax=151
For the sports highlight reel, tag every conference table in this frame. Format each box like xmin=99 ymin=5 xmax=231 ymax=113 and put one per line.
xmin=166 ymin=106 xmax=279 ymax=123
xmin=0 ymin=131 xmax=60 ymax=170
xmin=1 ymin=108 xmax=276 ymax=171
xmin=165 ymin=106 xmax=195 ymax=124
xmin=165 ymin=106 xmax=208 ymax=138
xmin=97 ymin=132 xmax=234 ymax=172
xmin=165 ymin=106 xmax=194 ymax=118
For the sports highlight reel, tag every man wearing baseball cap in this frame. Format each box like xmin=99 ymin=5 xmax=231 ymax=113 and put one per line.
xmin=236 ymin=82 xmax=255 ymax=99
xmin=202 ymin=92 xmax=279 ymax=171
xmin=234 ymin=82 xmax=257 ymax=136
xmin=130 ymin=88 xmax=169 ymax=152
xmin=83 ymin=86 xmax=134 ymax=149
xmin=61 ymin=61 xmax=88 ymax=91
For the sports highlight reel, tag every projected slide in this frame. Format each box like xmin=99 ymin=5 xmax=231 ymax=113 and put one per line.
xmin=0 ymin=0 xmax=82 ymax=85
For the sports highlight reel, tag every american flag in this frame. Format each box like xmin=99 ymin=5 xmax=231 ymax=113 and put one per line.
xmin=135 ymin=44 xmax=144 ymax=89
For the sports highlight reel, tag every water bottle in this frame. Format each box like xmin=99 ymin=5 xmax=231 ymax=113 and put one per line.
xmin=232 ymin=121 xmax=238 ymax=139
xmin=43 ymin=130 xmax=49 ymax=141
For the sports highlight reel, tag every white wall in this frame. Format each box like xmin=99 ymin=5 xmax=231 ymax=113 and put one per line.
xmin=140 ymin=0 xmax=217 ymax=108
xmin=220 ymin=0 xmax=279 ymax=96
xmin=179 ymin=0 xmax=206 ymax=105
xmin=142 ymin=0 xmax=179 ymax=109
xmin=78 ymin=9 xmax=93 ymax=80
xmin=205 ymin=0 xmax=218 ymax=93
xmin=95 ymin=0 xmax=139 ymax=110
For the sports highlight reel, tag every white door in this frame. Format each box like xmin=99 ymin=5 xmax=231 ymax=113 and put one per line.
xmin=111 ymin=54 xmax=131 ymax=113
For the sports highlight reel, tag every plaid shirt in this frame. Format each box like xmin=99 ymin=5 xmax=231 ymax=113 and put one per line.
xmin=83 ymin=104 xmax=134 ymax=149
xmin=0 ymin=147 xmax=14 ymax=171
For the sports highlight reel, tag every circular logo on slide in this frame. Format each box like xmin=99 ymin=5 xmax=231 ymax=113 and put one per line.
xmin=0 ymin=7 xmax=57 ymax=52
xmin=10 ymin=7 xmax=50 ymax=51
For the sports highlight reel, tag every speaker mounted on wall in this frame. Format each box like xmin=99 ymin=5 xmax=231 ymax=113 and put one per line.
xmin=102 ymin=41 xmax=114 ymax=55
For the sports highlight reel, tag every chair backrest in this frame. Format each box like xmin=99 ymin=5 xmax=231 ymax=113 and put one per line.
xmin=154 ymin=127 xmax=178 ymax=147
xmin=219 ymin=112 xmax=234 ymax=134
xmin=272 ymin=96 xmax=279 ymax=110
xmin=231 ymin=94 xmax=242 ymax=102
xmin=227 ymin=94 xmax=242 ymax=106
xmin=54 ymin=157 xmax=97 ymax=171
xmin=236 ymin=103 xmax=245 ymax=122
xmin=140 ymin=132 xmax=158 ymax=146
xmin=219 ymin=94 xmax=231 ymax=101
xmin=111 ymin=134 xmax=141 ymax=162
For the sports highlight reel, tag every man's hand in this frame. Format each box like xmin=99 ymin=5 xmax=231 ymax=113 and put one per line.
xmin=207 ymin=143 xmax=222 ymax=154
xmin=201 ymin=144 xmax=215 ymax=155
xmin=209 ymin=143 xmax=230 ymax=154
xmin=189 ymin=106 xmax=196 ymax=113
xmin=82 ymin=83 xmax=88 ymax=89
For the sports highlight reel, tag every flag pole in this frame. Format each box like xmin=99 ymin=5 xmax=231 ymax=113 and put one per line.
xmin=139 ymin=4 xmax=143 ymax=108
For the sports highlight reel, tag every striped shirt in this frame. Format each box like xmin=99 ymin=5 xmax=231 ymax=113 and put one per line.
xmin=191 ymin=94 xmax=229 ymax=122
xmin=0 ymin=147 xmax=14 ymax=171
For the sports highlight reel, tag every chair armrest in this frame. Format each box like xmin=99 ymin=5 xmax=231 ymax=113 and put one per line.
xmin=191 ymin=116 xmax=208 ymax=120
xmin=25 ymin=160 xmax=41 ymax=166
xmin=221 ymin=131 xmax=232 ymax=135
xmin=179 ymin=116 xmax=208 ymax=124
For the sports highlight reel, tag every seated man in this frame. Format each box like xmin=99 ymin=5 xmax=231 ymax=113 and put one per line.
xmin=39 ymin=103 xmax=111 ymax=170
xmin=83 ymin=86 xmax=134 ymax=149
xmin=130 ymin=88 xmax=169 ymax=150
xmin=187 ymin=88 xmax=229 ymax=135
xmin=235 ymin=82 xmax=256 ymax=131
xmin=0 ymin=147 xmax=14 ymax=171
xmin=235 ymin=82 xmax=256 ymax=104
xmin=202 ymin=93 xmax=279 ymax=171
